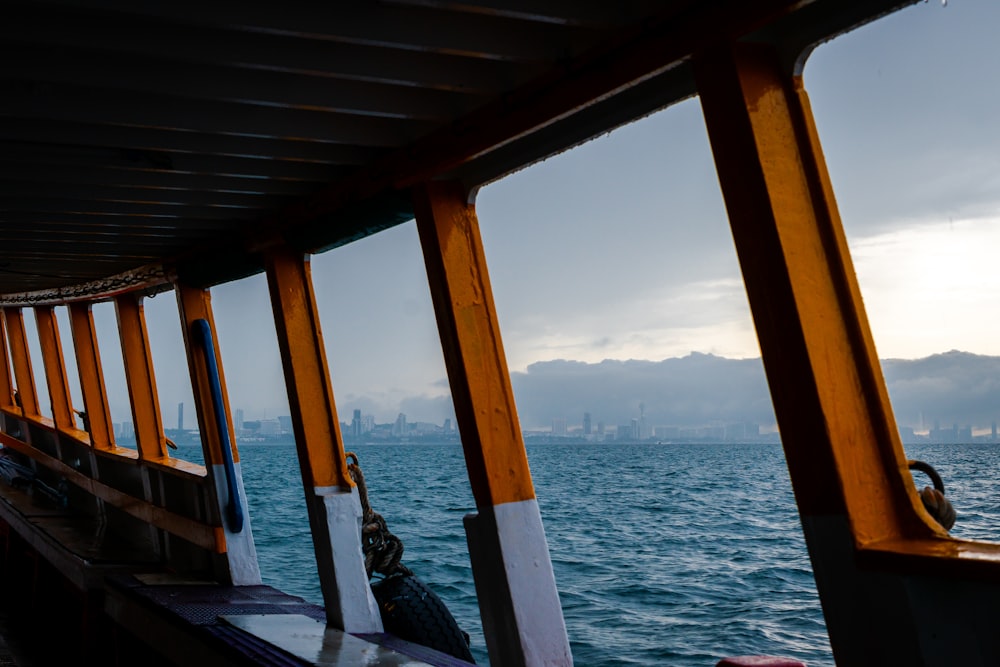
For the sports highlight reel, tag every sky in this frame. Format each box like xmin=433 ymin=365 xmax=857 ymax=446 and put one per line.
xmin=22 ymin=0 xmax=1000 ymax=429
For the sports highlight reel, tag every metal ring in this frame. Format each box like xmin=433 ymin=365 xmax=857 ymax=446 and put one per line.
xmin=907 ymin=459 xmax=945 ymax=494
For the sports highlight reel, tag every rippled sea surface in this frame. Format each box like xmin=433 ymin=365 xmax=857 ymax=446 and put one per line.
xmin=193 ymin=440 xmax=1000 ymax=666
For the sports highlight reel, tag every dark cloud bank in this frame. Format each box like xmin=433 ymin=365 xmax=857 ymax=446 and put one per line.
xmin=508 ymin=351 xmax=1000 ymax=431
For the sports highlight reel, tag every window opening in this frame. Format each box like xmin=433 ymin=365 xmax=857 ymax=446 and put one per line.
xmin=91 ymin=301 xmax=134 ymax=446
xmin=54 ymin=307 xmax=85 ymax=430
xmin=141 ymin=290 xmax=196 ymax=453
xmin=21 ymin=310 xmax=51 ymax=419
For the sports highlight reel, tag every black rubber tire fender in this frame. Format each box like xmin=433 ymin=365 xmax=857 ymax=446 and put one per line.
xmin=372 ymin=573 xmax=475 ymax=663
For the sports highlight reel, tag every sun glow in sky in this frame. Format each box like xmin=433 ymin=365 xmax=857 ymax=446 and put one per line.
xmin=850 ymin=217 xmax=1000 ymax=359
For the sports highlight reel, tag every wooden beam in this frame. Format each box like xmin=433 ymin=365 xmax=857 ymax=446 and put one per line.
xmin=33 ymin=306 xmax=76 ymax=430
xmin=0 ymin=430 xmax=217 ymax=551
xmin=68 ymin=302 xmax=116 ymax=450
xmin=264 ymin=247 xmax=381 ymax=632
xmin=114 ymin=293 xmax=168 ymax=461
xmin=3 ymin=308 xmax=40 ymax=416
xmin=694 ymin=42 xmax=930 ymax=543
xmin=176 ymin=284 xmax=262 ymax=585
xmin=694 ymin=41 xmax=954 ymax=665
xmin=0 ymin=311 xmax=16 ymax=409
xmin=413 ymin=180 xmax=571 ymax=666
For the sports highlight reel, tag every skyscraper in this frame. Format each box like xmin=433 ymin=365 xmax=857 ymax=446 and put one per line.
xmin=583 ymin=412 xmax=592 ymax=436
xmin=352 ymin=409 xmax=362 ymax=438
xmin=177 ymin=402 xmax=184 ymax=431
xmin=392 ymin=413 xmax=407 ymax=437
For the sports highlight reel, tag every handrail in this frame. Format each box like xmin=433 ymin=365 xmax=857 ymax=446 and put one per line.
xmin=192 ymin=319 xmax=243 ymax=533
xmin=0 ymin=431 xmax=218 ymax=551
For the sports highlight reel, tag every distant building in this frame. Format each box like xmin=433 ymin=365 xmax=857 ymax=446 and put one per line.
xmin=583 ymin=412 xmax=592 ymax=436
xmin=278 ymin=415 xmax=292 ymax=434
xmin=552 ymin=418 xmax=567 ymax=436
xmin=410 ymin=421 xmax=441 ymax=435
xmin=351 ymin=409 xmax=362 ymax=438
xmin=177 ymin=402 xmax=184 ymax=431
xmin=235 ymin=408 xmax=244 ymax=431
xmin=258 ymin=419 xmax=280 ymax=435
xmin=392 ymin=413 xmax=407 ymax=437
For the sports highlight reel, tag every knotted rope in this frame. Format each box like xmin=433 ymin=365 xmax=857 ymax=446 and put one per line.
xmin=347 ymin=452 xmax=411 ymax=579
xmin=908 ymin=459 xmax=956 ymax=531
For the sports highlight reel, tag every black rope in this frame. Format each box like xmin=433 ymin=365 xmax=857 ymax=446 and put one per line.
xmin=346 ymin=452 xmax=411 ymax=579
xmin=908 ymin=459 xmax=945 ymax=494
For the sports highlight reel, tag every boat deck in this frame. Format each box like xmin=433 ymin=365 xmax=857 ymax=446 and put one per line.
xmin=0 ymin=474 xmax=472 ymax=667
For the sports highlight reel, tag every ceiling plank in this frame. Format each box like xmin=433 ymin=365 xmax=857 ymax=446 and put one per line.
xmin=1 ymin=85 xmax=435 ymax=146
xmin=381 ymin=0 xmax=670 ymax=27
xmin=0 ymin=162 xmax=320 ymax=197
xmin=0 ymin=198 xmax=260 ymax=220
xmin=0 ymin=144 xmax=353 ymax=181
xmin=0 ymin=118 xmax=387 ymax=165
xmin=4 ymin=43 xmax=480 ymax=121
xmin=24 ymin=0 xmax=594 ymax=62
xmin=0 ymin=182 xmax=290 ymax=210
xmin=1 ymin=8 xmax=534 ymax=93
xmin=0 ymin=211 xmax=243 ymax=232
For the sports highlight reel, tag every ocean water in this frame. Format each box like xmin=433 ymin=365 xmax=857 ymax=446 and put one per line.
xmin=190 ymin=440 xmax=1000 ymax=667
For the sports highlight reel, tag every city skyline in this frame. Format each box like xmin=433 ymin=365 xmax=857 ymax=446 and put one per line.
xmin=123 ymin=348 xmax=1000 ymax=446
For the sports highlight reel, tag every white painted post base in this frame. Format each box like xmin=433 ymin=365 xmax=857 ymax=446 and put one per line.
xmin=465 ymin=499 xmax=572 ymax=667
xmin=310 ymin=486 xmax=383 ymax=633
xmin=211 ymin=462 xmax=262 ymax=585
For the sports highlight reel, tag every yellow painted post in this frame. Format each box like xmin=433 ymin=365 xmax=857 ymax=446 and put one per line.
xmin=68 ymin=303 xmax=116 ymax=451
xmin=413 ymin=180 xmax=571 ymax=666
xmin=115 ymin=293 xmax=168 ymax=460
xmin=4 ymin=308 xmax=40 ymax=417
xmin=0 ymin=312 xmax=17 ymax=410
xmin=34 ymin=306 xmax=76 ymax=431
xmin=694 ymin=42 xmax=939 ymax=663
xmin=264 ymin=246 xmax=381 ymax=632
xmin=176 ymin=284 xmax=261 ymax=584
xmin=695 ymin=42 xmax=930 ymax=543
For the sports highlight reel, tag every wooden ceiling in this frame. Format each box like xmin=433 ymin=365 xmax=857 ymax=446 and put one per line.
xmin=0 ymin=0 xmax=914 ymax=299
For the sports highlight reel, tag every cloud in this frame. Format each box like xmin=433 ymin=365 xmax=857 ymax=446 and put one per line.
xmin=882 ymin=351 xmax=1000 ymax=428
xmin=806 ymin=0 xmax=1000 ymax=236
xmin=849 ymin=216 xmax=1000 ymax=359
xmin=504 ymin=350 xmax=1000 ymax=433
xmin=509 ymin=354 xmax=774 ymax=429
